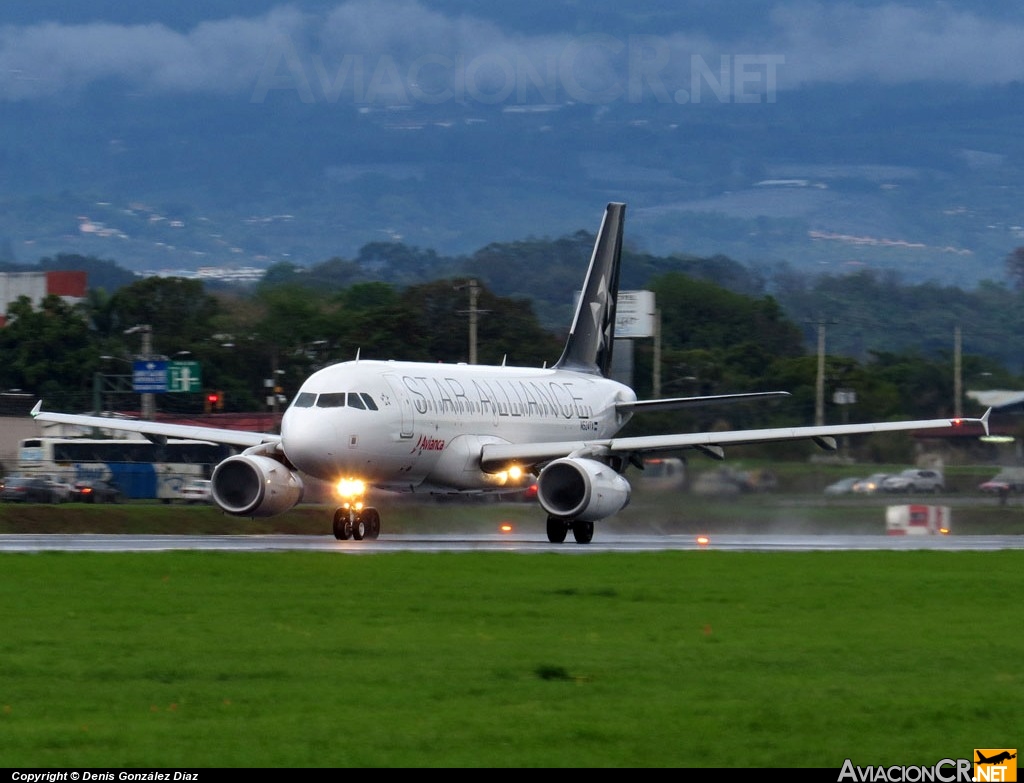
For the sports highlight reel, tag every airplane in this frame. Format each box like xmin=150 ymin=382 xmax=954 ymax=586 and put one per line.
xmin=30 ymin=202 xmax=991 ymax=544
xmin=977 ymin=752 xmax=1016 ymax=765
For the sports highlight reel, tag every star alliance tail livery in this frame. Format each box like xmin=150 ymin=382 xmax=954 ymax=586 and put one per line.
xmin=31 ymin=203 xmax=989 ymax=543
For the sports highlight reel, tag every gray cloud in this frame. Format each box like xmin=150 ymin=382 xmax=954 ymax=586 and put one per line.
xmin=768 ymin=2 xmax=1024 ymax=86
xmin=1 ymin=1 xmax=1022 ymax=103
xmin=0 ymin=7 xmax=308 ymax=99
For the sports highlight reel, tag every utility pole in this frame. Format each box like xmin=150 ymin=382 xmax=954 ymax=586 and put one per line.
xmin=954 ymin=324 xmax=962 ymax=418
xmin=468 ymin=279 xmax=478 ymax=365
xmin=456 ymin=279 xmax=487 ymax=364
xmin=807 ymin=316 xmax=839 ymax=427
xmin=815 ymin=320 xmax=826 ymax=427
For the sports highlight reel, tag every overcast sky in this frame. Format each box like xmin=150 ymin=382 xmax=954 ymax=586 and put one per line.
xmin=2 ymin=1 xmax=1023 ymax=104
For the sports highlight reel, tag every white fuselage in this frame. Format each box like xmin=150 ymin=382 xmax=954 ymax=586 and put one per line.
xmin=280 ymin=359 xmax=635 ymax=492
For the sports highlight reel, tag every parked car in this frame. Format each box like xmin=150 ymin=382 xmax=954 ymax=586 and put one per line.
xmin=851 ymin=473 xmax=891 ymax=494
xmin=693 ymin=466 xmax=778 ymax=497
xmin=824 ymin=477 xmax=862 ymax=496
xmin=0 ymin=474 xmax=22 ymax=492
xmin=37 ymin=474 xmax=74 ymax=503
xmin=73 ymin=480 xmax=122 ymax=503
xmin=979 ymin=469 xmax=1024 ymax=495
xmin=179 ymin=479 xmax=212 ymax=504
xmin=639 ymin=457 xmax=687 ymax=491
xmin=881 ymin=469 xmax=945 ymax=494
xmin=1 ymin=476 xmax=60 ymax=503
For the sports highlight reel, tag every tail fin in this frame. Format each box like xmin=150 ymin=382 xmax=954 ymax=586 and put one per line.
xmin=553 ymin=202 xmax=625 ymax=376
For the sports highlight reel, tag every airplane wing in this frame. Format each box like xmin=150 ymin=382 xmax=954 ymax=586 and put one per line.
xmin=30 ymin=402 xmax=280 ymax=449
xmin=617 ymin=391 xmax=791 ymax=413
xmin=480 ymin=410 xmax=991 ymax=472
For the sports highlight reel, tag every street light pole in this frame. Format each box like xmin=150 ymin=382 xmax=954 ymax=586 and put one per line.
xmin=125 ymin=324 xmax=155 ymax=420
xmin=652 ymin=308 xmax=661 ymax=399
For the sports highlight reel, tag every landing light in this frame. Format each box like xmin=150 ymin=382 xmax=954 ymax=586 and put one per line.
xmin=696 ymin=535 xmax=710 ymax=547
xmin=496 ymin=465 xmax=525 ymax=485
xmin=336 ymin=478 xmax=366 ymax=500
xmin=499 ymin=523 xmax=513 ymax=534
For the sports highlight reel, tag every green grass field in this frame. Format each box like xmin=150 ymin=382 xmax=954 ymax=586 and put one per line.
xmin=2 ymin=549 xmax=1021 ymax=768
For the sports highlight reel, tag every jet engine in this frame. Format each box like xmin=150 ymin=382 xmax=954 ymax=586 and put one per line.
xmin=211 ymin=455 xmax=304 ymax=517
xmin=536 ymin=457 xmax=631 ymax=522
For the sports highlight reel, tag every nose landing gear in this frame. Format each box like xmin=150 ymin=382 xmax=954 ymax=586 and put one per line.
xmin=332 ymin=505 xmax=381 ymax=541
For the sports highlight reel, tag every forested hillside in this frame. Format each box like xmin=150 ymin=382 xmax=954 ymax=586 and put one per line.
xmin=2 ymin=234 xmax=1020 ymax=442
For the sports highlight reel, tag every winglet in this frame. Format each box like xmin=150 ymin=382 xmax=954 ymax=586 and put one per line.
xmin=981 ymin=407 xmax=992 ymax=436
xmin=30 ymin=400 xmax=41 ymax=417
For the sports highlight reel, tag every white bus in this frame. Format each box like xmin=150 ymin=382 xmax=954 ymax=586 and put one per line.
xmin=17 ymin=437 xmax=235 ymax=502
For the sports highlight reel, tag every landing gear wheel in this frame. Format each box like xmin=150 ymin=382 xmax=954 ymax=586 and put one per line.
xmin=332 ymin=508 xmax=352 ymax=541
xmin=352 ymin=514 xmax=366 ymax=541
xmin=571 ymin=520 xmax=594 ymax=544
xmin=546 ymin=517 xmax=569 ymax=544
xmin=362 ymin=507 xmax=381 ymax=540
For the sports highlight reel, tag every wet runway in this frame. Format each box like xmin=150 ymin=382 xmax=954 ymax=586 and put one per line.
xmin=2 ymin=532 xmax=1023 ymax=553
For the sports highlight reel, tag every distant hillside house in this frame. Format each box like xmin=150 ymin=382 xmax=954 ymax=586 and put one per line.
xmin=0 ymin=271 xmax=87 ymax=326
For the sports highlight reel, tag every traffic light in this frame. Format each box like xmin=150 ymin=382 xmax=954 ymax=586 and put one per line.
xmin=204 ymin=391 xmax=220 ymax=414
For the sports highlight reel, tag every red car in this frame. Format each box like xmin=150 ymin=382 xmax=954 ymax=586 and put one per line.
xmin=979 ymin=471 xmax=1024 ymax=495
xmin=73 ymin=480 xmax=123 ymax=503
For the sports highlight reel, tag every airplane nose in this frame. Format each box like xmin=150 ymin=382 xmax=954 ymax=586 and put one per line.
xmin=281 ymin=408 xmax=337 ymax=477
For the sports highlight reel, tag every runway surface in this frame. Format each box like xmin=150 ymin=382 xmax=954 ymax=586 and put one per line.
xmin=2 ymin=532 xmax=1023 ymax=553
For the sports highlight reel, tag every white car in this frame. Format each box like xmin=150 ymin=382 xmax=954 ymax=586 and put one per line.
xmin=881 ymin=469 xmax=945 ymax=494
xmin=824 ymin=477 xmax=861 ymax=496
xmin=851 ymin=473 xmax=891 ymax=494
xmin=179 ymin=479 xmax=212 ymax=504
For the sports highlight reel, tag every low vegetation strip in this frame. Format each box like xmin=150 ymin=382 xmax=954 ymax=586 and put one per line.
xmin=1 ymin=550 xmax=1021 ymax=767
xmin=2 ymin=491 xmax=1023 ymax=536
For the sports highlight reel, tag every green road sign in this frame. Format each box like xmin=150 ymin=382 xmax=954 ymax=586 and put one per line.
xmin=167 ymin=361 xmax=202 ymax=393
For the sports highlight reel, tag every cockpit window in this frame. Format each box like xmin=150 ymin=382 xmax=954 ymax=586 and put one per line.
xmin=309 ymin=391 xmax=377 ymax=410
xmin=292 ymin=392 xmax=317 ymax=408
xmin=316 ymin=392 xmax=347 ymax=408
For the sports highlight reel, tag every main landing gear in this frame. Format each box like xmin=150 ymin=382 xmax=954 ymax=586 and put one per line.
xmin=546 ymin=516 xmax=594 ymax=545
xmin=333 ymin=505 xmax=381 ymax=541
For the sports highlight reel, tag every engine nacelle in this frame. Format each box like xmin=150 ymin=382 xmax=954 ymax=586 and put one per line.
xmin=536 ymin=457 xmax=631 ymax=522
xmin=211 ymin=455 xmax=304 ymax=517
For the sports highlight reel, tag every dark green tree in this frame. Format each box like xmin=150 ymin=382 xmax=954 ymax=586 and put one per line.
xmin=105 ymin=277 xmax=221 ymax=355
xmin=0 ymin=295 xmax=98 ymax=409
